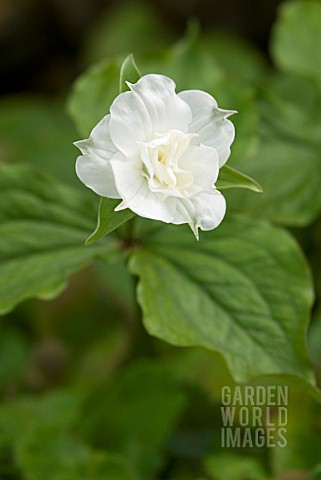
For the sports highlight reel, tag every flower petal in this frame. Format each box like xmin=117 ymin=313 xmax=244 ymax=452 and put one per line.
xmin=109 ymin=90 xmax=153 ymax=157
xmin=109 ymin=75 xmax=193 ymax=157
xmin=76 ymin=152 xmax=121 ymax=198
xmin=192 ymin=190 xmax=226 ymax=231
xmin=91 ymin=114 xmax=117 ymax=152
xmin=179 ymin=144 xmax=220 ymax=191
xmin=74 ymin=115 xmax=117 ymax=161
xmin=127 ymin=74 xmax=192 ymax=135
xmin=172 ymin=190 xmax=225 ymax=238
xmin=111 ymin=158 xmax=176 ymax=223
xmin=178 ymin=90 xmax=236 ymax=167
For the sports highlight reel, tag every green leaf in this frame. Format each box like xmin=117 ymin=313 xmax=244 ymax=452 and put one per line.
xmin=129 ymin=217 xmax=315 ymax=385
xmin=67 ymin=60 xmax=120 ymax=137
xmin=0 ymin=164 xmax=117 ymax=314
xmin=270 ymin=386 xmax=321 ymax=473
xmin=15 ymin=425 xmax=138 ymax=480
xmin=216 ymin=165 xmax=263 ymax=192
xmin=0 ymin=96 xmax=80 ymax=187
xmin=201 ymin=32 xmax=270 ymax=87
xmin=227 ymin=74 xmax=321 ymax=226
xmin=119 ymin=54 xmax=142 ymax=93
xmin=86 ymin=197 xmax=135 ymax=245
xmin=82 ymin=361 xmax=187 ymax=478
xmin=0 ymin=328 xmax=29 ymax=390
xmin=205 ymin=453 xmax=268 ymax=480
xmin=271 ymin=0 xmax=321 ymax=85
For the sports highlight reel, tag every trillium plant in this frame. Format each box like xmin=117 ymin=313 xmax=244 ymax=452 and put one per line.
xmin=0 ymin=44 xmax=318 ymax=399
xmin=2 ymin=4 xmax=321 ymax=476
xmin=63 ymin=54 xmax=317 ymax=393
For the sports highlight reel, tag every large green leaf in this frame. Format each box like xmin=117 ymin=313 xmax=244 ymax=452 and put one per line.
xmin=271 ymin=0 xmax=321 ymax=85
xmin=226 ymin=75 xmax=321 ymax=226
xmin=129 ymin=217 xmax=314 ymax=385
xmin=0 ymin=164 xmax=116 ymax=314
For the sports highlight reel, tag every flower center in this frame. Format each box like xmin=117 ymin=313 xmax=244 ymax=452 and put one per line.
xmin=138 ymin=130 xmax=196 ymax=195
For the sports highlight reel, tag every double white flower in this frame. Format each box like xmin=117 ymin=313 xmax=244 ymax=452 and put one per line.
xmin=75 ymin=74 xmax=235 ymax=238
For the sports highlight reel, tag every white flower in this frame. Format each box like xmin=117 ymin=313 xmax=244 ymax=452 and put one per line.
xmin=75 ymin=74 xmax=236 ymax=238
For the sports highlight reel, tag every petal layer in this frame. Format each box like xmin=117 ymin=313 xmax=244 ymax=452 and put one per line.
xmin=111 ymin=158 xmax=177 ymax=223
xmin=109 ymin=74 xmax=192 ymax=157
xmin=179 ymin=144 xmax=220 ymax=192
xmin=76 ymin=152 xmax=121 ymax=198
xmin=178 ymin=90 xmax=236 ymax=167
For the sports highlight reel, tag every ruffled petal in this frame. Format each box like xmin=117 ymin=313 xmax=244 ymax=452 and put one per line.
xmin=76 ymin=152 xmax=121 ymax=198
xmin=192 ymin=190 xmax=226 ymax=231
xmin=109 ymin=91 xmax=153 ymax=157
xmin=111 ymin=158 xmax=176 ymax=223
xmin=178 ymin=90 xmax=236 ymax=167
xmin=109 ymin=74 xmax=192 ymax=157
xmin=127 ymin=74 xmax=192 ymax=135
xmin=172 ymin=190 xmax=226 ymax=239
xmin=179 ymin=144 xmax=220 ymax=191
xmin=74 ymin=115 xmax=117 ymax=161
xmin=91 ymin=114 xmax=117 ymax=152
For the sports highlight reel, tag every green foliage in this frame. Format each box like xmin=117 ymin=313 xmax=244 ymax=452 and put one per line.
xmin=129 ymin=217 xmax=314 ymax=384
xmin=86 ymin=198 xmax=135 ymax=245
xmin=1 ymin=1 xmax=321 ymax=479
xmin=0 ymin=164 xmax=115 ymax=314
xmin=119 ymin=54 xmax=142 ymax=93
xmin=216 ymin=165 xmax=263 ymax=192
xmin=82 ymin=361 xmax=187 ymax=477
xmin=0 ymin=96 xmax=79 ymax=186
xmin=82 ymin=1 xmax=174 ymax=64
xmin=228 ymin=74 xmax=321 ymax=226
xmin=205 ymin=453 xmax=268 ymax=480
xmin=68 ymin=60 xmax=120 ymax=137
xmin=271 ymin=0 xmax=321 ymax=85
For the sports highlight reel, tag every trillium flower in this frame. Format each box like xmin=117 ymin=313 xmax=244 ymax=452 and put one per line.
xmin=75 ymin=74 xmax=236 ymax=238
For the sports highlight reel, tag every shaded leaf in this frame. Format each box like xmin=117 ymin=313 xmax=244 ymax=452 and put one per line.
xmin=0 ymin=164 xmax=117 ymax=314
xmin=68 ymin=60 xmax=120 ymax=137
xmin=227 ymin=75 xmax=321 ymax=226
xmin=129 ymin=217 xmax=314 ymax=385
xmin=271 ymin=0 xmax=321 ymax=85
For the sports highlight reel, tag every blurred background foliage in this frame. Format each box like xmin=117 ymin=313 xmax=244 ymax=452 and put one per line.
xmin=1 ymin=0 xmax=321 ymax=479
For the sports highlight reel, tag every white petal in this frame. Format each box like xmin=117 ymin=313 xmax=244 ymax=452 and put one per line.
xmin=111 ymin=158 xmax=176 ymax=223
xmin=109 ymin=90 xmax=153 ymax=157
xmin=178 ymin=90 xmax=236 ymax=167
xmin=109 ymin=75 xmax=193 ymax=157
xmin=91 ymin=114 xmax=117 ymax=152
xmin=76 ymin=152 xmax=121 ymax=198
xmin=192 ymin=190 xmax=226 ymax=231
xmin=74 ymin=115 xmax=117 ymax=161
xmin=179 ymin=144 xmax=220 ymax=191
xmin=172 ymin=190 xmax=225 ymax=238
xmin=127 ymin=74 xmax=192 ymax=135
